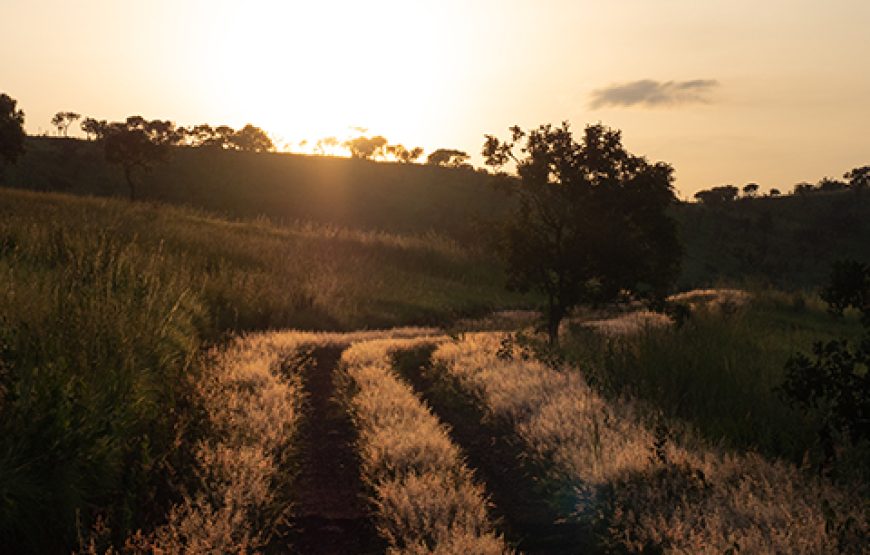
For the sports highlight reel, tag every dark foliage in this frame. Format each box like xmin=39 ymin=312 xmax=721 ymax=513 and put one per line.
xmin=0 ymin=93 xmax=26 ymax=165
xmin=779 ymin=261 xmax=870 ymax=468
xmin=483 ymin=122 xmax=681 ymax=344
xmin=102 ymin=116 xmax=179 ymax=200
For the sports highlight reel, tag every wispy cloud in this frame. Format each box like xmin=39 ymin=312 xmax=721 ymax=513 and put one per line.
xmin=590 ymin=79 xmax=719 ymax=109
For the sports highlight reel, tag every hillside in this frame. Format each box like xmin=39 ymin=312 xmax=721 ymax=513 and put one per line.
xmin=1 ymin=137 xmax=510 ymax=241
xmin=0 ymin=187 xmax=530 ymax=550
xmin=676 ymin=191 xmax=870 ymax=288
xmin=4 ymin=137 xmax=869 ymax=290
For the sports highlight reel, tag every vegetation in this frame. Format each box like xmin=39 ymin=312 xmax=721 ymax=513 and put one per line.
xmin=0 ymin=93 xmax=26 ymax=165
xmin=433 ymin=332 xmax=868 ymax=553
xmin=0 ymin=187 xmax=525 ymax=551
xmin=483 ymin=122 xmax=681 ymax=343
xmin=339 ymin=338 xmax=510 ymax=554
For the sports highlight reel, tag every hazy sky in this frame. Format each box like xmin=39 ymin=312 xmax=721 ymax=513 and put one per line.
xmin=2 ymin=0 xmax=869 ymax=197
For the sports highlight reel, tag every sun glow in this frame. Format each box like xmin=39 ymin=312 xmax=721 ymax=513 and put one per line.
xmin=183 ymin=1 xmax=454 ymax=152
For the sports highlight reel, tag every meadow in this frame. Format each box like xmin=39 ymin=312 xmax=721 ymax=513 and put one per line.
xmin=0 ymin=187 xmax=525 ymax=551
xmin=2 ymin=148 xmax=869 ymax=553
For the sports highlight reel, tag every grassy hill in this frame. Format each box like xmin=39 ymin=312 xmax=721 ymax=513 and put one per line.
xmin=4 ymin=136 xmax=870 ymax=290
xmin=0 ymin=188 xmax=527 ymax=549
xmin=1 ymin=137 xmax=509 ymax=242
xmin=676 ymin=191 xmax=870 ymax=289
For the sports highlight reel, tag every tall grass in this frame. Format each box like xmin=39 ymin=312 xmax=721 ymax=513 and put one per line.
xmin=338 ymin=338 xmax=512 ymax=554
xmin=433 ymin=332 xmax=868 ymax=553
xmin=0 ymin=188 xmax=527 ymax=550
xmin=562 ymin=291 xmax=866 ymax=464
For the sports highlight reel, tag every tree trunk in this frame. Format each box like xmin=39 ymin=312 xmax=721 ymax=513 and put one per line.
xmin=546 ymin=303 xmax=563 ymax=347
xmin=124 ymin=166 xmax=135 ymax=201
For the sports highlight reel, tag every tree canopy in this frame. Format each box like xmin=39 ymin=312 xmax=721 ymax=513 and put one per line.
xmin=483 ymin=122 xmax=681 ymax=344
xmin=427 ymin=148 xmax=470 ymax=168
xmin=102 ymin=116 xmax=179 ymax=200
xmin=0 ymin=93 xmax=26 ymax=165
xmin=344 ymin=135 xmax=388 ymax=159
xmin=51 ymin=111 xmax=80 ymax=137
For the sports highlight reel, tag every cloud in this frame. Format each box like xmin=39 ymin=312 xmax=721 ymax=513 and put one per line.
xmin=590 ymin=79 xmax=719 ymax=109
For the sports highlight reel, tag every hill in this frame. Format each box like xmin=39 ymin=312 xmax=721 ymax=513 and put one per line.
xmin=4 ymin=137 xmax=869 ymax=290
xmin=1 ymin=137 xmax=509 ymax=242
xmin=676 ymin=191 xmax=870 ymax=288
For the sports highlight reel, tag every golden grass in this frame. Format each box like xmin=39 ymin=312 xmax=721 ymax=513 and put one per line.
xmin=339 ymin=338 xmax=513 ymax=554
xmin=433 ymin=332 xmax=868 ymax=554
xmin=118 ymin=334 xmax=305 ymax=552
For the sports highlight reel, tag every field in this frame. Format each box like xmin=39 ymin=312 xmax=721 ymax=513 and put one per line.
xmin=1 ymin=153 xmax=869 ymax=553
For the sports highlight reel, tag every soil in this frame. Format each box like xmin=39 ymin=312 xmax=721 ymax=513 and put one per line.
xmin=282 ymin=345 xmax=385 ymax=555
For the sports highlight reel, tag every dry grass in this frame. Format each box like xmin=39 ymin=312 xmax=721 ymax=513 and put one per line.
xmin=339 ymin=337 xmax=513 ymax=554
xmin=117 ymin=334 xmax=306 ymax=553
xmin=433 ymin=332 xmax=868 ymax=554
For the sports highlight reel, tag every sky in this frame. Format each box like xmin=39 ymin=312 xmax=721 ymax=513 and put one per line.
xmin=2 ymin=0 xmax=869 ymax=198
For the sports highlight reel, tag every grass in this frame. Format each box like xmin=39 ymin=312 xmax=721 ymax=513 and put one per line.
xmin=432 ymin=332 xmax=869 ymax=553
xmin=0 ymin=187 xmax=528 ymax=551
xmin=562 ymin=290 xmax=867 ymax=466
xmin=338 ymin=337 xmax=512 ymax=554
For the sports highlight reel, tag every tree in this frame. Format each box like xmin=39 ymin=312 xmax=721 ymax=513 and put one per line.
xmin=230 ymin=124 xmax=274 ymax=152
xmin=817 ymin=177 xmax=848 ymax=192
xmin=344 ymin=135 xmax=388 ymax=159
xmin=102 ymin=116 xmax=178 ymax=200
xmin=51 ymin=111 xmax=80 ymax=137
xmin=0 ymin=93 xmax=26 ymax=165
xmin=694 ymin=185 xmax=739 ymax=204
xmin=483 ymin=122 xmax=681 ymax=344
xmin=386 ymin=144 xmax=424 ymax=163
xmin=793 ymin=181 xmax=816 ymax=195
xmin=427 ymin=148 xmax=470 ymax=167
xmin=742 ymin=182 xmax=759 ymax=197
xmin=844 ymin=165 xmax=869 ymax=200
xmin=80 ymin=117 xmax=107 ymax=140
xmin=769 ymin=188 xmax=781 ymax=197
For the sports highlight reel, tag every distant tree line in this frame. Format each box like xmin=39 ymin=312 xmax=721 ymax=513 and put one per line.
xmin=695 ymin=167 xmax=869 ymax=205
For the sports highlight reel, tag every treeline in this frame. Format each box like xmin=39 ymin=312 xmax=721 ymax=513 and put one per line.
xmin=694 ymin=166 xmax=870 ymax=204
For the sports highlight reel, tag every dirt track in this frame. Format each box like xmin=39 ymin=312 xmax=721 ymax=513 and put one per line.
xmin=286 ymin=345 xmax=384 ymax=554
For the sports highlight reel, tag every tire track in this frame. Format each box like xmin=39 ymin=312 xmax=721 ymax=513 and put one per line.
xmin=392 ymin=346 xmax=599 ymax=554
xmin=284 ymin=345 xmax=385 ymax=554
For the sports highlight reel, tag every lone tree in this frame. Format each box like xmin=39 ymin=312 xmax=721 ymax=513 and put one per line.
xmin=344 ymin=135 xmax=388 ymax=159
xmin=742 ymin=182 xmax=759 ymax=197
xmin=427 ymin=148 xmax=470 ymax=168
xmin=230 ymin=124 xmax=274 ymax=152
xmin=102 ymin=116 xmax=179 ymax=201
xmin=0 ymin=93 xmax=26 ymax=165
xmin=483 ymin=122 xmax=681 ymax=344
xmin=51 ymin=111 xmax=80 ymax=137
xmin=386 ymin=144 xmax=424 ymax=163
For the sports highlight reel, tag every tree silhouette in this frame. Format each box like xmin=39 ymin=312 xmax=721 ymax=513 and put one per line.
xmin=80 ymin=117 xmax=107 ymax=140
xmin=427 ymin=148 xmax=470 ymax=167
xmin=51 ymin=111 xmax=80 ymax=137
xmin=344 ymin=135 xmax=388 ymax=159
xmin=230 ymin=124 xmax=274 ymax=153
xmin=845 ymin=166 xmax=869 ymax=200
xmin=694 ymin=185 xmax=739 ymax=204
xmin=386 ymin=144 xmax=424 ymax=163
xmin=483 ymin=122 xmax=681 ymax=344
xmin=0 ymin=93 xmax=26 ymax=165
xmin=742 ymin=182 xmax=759 ymax=197
xmin=102 ymin=116 xmax=179 ymax=201
xmin=817 ymin=177 xmax=848 ymax=192
xmin=769 ymin=188 xmax=781 ymax=197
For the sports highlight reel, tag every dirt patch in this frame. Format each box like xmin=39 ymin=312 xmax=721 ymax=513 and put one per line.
xmin=393 ymin=346 xmax=601 ymax=554
xmin=282 ymin=345 xmax=384 ymax=554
